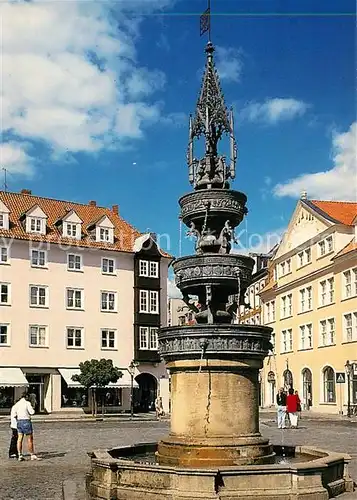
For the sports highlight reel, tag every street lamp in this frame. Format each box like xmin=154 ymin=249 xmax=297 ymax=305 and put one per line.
xmin=345 ymin=360 xmax=352 ymax=418
xmin=128 ymin=360 xmax=139 ymax=419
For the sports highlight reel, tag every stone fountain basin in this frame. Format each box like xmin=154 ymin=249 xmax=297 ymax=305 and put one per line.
xmin=87 ymin=442 xmax=353 ymax=500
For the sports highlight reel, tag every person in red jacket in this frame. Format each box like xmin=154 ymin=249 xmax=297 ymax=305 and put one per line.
xmin=286 ymin=388 xmax=299 ymax=428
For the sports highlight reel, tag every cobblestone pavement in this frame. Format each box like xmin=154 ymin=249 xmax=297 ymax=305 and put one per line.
xmin=0 ymin=419 xmax=355 ymax=500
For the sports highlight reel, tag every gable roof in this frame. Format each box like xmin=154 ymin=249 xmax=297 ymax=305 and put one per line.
xmin=307 ymin=200 xmax=357 ymax=226
xmin=0 ymin=190 xmax=141 ymax=253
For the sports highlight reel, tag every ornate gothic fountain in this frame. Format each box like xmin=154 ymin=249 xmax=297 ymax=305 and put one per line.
xmin=87 ymin=42 xmax=353 ymax=500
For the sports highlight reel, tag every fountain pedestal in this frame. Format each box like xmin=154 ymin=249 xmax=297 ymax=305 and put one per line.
xmin=156 ymin=324 xmax=274 ymax=467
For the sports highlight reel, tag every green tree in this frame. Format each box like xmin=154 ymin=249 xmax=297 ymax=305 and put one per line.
xmin=72 ymin=359 xmax=123 ymax=416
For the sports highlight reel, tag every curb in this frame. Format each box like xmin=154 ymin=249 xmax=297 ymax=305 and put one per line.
xmin=0 ymin=416 xmax=169 ymax=425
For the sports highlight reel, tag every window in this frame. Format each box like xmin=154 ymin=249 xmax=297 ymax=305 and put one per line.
xmin=0 ymin=324 xmax=9 ymax=345
xmin=297 ymin=248 xmax=311 ymax=268
xmin=0 ymin=247 xmax=8 ymax=264
xmin=30 ymin=217 xmax=42 ymax=233
xmin=139 ymin=290 xmax=159 ymax=314
xmin=99 ymin=228 xmax=110 ymax=242
xmin=66 ymin=288 xmax=83 ymax=309
xmin=66 ymin=327 xmax=83 ymax=348
xmin=0 ymin=214 xmax=4 ymax=228
xmin=281 ymin=294 xmax=292 ymax=318
xmin=30 ymin=249 xmax=47 ymax=267
xmin=323 ymin=366 xmax=336 ymax=403
xmin=343 ymin=268 xmax=357 ymax=299
xmin=319 ymin=318 xmax=335 ymax=346
xmin=29 ymin=325 xmax=47 ymax=347
xmin=66 ymin=223 xmax=78 ymax=238
xmin=139 ymin=326 xmax=158 ymax=350
xmin=265 ymin=300 xmax=275 ymax=323
xmin=319 ymin=278 xmax=334 ymax=306
xmin=319 ymin=236 xmax=333 ymax=257
xmin=299 ymin=286 xmax=312 ymax=313
xmin=344 ymin=312 xmax=357 ymax=342
xmin=139 ymin=260 xmax=159 ymax=278
xmin=281 ymin=329 xmax=293 ymax=353
xmin=0 ymin=283 xmax=9 ymax=305
xmin=101 ymin=329 xmax=116 ymax=349
xmin=299 ymin=323 xmax=312 ymax=350
xmin=29 ymin=285 xmax=48 ymax=307
xmin=67 ymin=253 xmax=82 ymax=271
xmin=326 ymin=236 xmax=333 ymax=253
xmin=101 ymin=291 xmax=117 ymax=312
xmin=102 ymin=258 xmax=115 ymax=275
xmin=149 ymin=261 xmax=159 ymax=278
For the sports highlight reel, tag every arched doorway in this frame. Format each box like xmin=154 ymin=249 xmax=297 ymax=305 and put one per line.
xmin=283 ymin=369 xmax=293 ymax=391
xmin=302 ymin=368 xmax=312 ymax=409
xmin=134 ymin=373 xmax=157 ymax=413
xmin=267 ymin=371 xmax=276 ymax=406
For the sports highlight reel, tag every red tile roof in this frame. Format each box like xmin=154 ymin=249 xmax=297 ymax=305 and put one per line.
xmin=0 ymin=190 xmax=141 ymax=253
xmin=334 ymin=238 xmax=357 ymax=259
xmin=310 ymin=200 xmax=357 ymax=226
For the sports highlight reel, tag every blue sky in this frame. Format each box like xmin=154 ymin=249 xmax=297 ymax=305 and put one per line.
xmin=2 ymin=0 xmax=356 ymax=259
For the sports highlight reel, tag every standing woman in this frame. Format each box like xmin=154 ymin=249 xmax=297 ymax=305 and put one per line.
xmin=286 ymin=388 xmax=299 ymax=428
xmin=8 ymin=402 xmax=18 ymax=459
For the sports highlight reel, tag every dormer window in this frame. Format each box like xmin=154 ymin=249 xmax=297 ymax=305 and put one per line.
xmin=100 ymin=228 xmax=110 ymax=242
xmin=30 ymin=218 xmax=42 ymax=233
xmin=0 ymin=201 xmax=10 ymax=230
xmin=24 ymin=205 xmax=47 ymax=235
xmin=59 ymin=210 xmax=82 ymax=240
xmin=93 ymin=216 xmax=114 ymax=244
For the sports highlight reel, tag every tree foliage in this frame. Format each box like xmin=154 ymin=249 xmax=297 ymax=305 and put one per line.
xmin=72 ymin=358 xmax=122 ymax=388
xmin=72 ymin=359 xmax=123 ymax=416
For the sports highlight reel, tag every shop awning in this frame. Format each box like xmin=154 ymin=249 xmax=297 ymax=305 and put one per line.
xmin=0 ymin=368 xmax=29 ymax=387
xmin=58 ymin=368 xmax=138 ymax=389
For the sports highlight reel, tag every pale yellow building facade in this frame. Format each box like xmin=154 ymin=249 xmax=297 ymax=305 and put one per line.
xmin=260 ymin=197 xmax=357 ymax=414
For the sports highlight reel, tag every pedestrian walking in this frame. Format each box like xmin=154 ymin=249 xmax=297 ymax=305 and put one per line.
xmin=286 ymin=388 xmax=299 ymax=428
xmin=8 ymin=402 xmax=18 ymax=459
xmin=295 ymin=390 xmax=302 ymax=419
xmin=155 ymin=396 xmax=165 ymax=421
xmin=12 ymin=391 xmax=40 ymax=461
xmin=276 ymin=387 xmax=287 ymax=429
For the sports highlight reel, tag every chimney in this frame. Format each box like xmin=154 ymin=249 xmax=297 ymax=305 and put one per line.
xmin=301 ymin=191 xmax=307 ymax=200
xmin=112 ymin=204 xmax=119 ymax=215
xmin=21 ymin=189 xmax=32 ymax=195
xmin=89 ymin=200 xmax=96 ymax=207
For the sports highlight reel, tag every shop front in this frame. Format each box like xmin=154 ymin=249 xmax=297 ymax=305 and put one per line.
xmin=0 ymin=367 xmax=29 ymax=413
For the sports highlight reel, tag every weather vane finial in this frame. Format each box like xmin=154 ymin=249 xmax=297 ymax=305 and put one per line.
xmin=200 ymin=0 xmax=211 ymax=41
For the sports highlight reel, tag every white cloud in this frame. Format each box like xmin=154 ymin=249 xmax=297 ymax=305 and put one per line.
xmin=232 ymin=226 xmax=285 ymax=255
xmin=167 ymin=278 xmax=182 ymax=299
xmin=240 ymin=98 xmax=308 ymax=124
xmin=1 ymin=0 xmax=175 ymax=174
xmin=274 ymin=122 xmax=357 ymax=201
xmin=215 ymin=46 xmax=243 ymax=83
xmin=160 ymin=111 xmax=187 ymax=127
xmin=0 ymin=142 xmax=34 ymax=176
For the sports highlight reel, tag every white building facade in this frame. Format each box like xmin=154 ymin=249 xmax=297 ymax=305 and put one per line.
xmin=0 ymin=190 xmax=170 ymax=414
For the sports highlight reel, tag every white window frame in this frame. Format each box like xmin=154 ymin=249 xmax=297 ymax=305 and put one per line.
xmin=67 ymin=253 xmax=82 ymax=272
xmin=343 ymin=267 xmax=357 ymax=299
xmin=265 ymin=300 xmax=275 ymax=323
xmin=319 ymin=317 xmax=335 ymax=347
xmin=29 ymin=324 xmax=48 ymax=348
xmin=29 ymin=285 xmax=48 ymax=308
xmin=319 ymin=278 xmax=334 ymax=307
xmin=318 ymin=235 xmax=334 ymax=258
xmin=66 ymin=327 xmax=84 ymax=349
xmin=0 ymin=213 xmax=4 ymax=228
xmin=139 ymin=290 xmax=159 ymax=314
xmin=149 ymin=261 xmax=159 ymax=278
xmin=101 ymin=328 xmax=116 ymax=350
xmin=139 ymin=260 xmax=149 ymax=277
xmin=281 ymin=328 xmax=293 ymax=353
xmin=0 ymin=246 xmax=9 ymax=264
xmin=99 ymin=228 xmax=110 ymax=242
xmin=66 ymin=288 xmax=84 ymax=310
xmin=0 ymin=282 xmax=10 ymax=305
xmin=30 ymin=249 xmax=47 ymax=268
xmin=100 ymin=291 xmax=117 ymax=312
xmin=139 ymin=326 xmax=158 ymax=350
xmin=65 ymin=222 xmax=78 ymax=238
xmin=299 ymin=323 xmax=312 ymax=350
xmin=299 ymin=286 xmax=312 ymax=313
xmin=29 ymin=217 xmax=43 ymax=234
xmin=101 ymin=257 xmax=115 ymax=275
xmin=0 ymin=323 xmax=10 ymax=346
xmin=343 ymin=311 xmax=357 ymax=343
